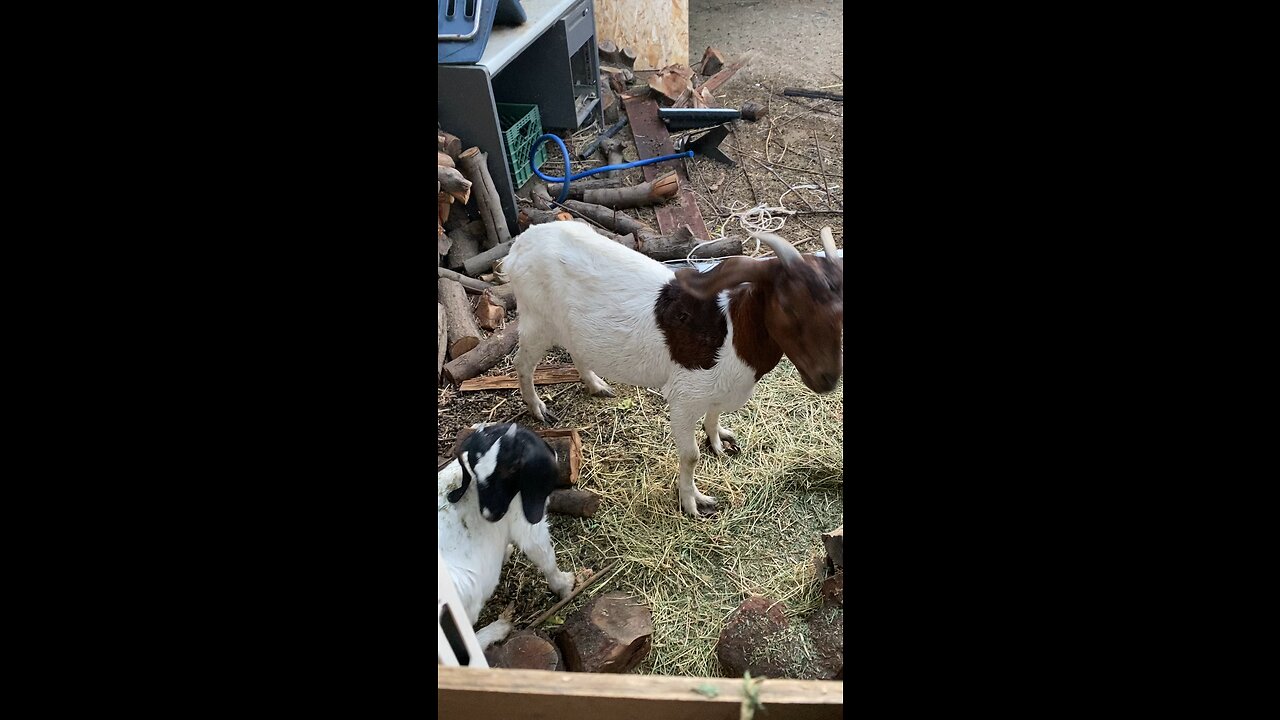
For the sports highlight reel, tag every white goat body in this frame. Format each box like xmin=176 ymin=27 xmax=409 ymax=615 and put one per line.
xmin=504 ymin=222 xmax=766 ymax=517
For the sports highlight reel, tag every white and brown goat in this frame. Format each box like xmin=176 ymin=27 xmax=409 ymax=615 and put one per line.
xmin=503 ymin=222 xmax=843 ymax=518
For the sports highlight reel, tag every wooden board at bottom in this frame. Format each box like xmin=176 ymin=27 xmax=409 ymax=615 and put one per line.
xmin=438 ymin=666 xmax=842 ymax=720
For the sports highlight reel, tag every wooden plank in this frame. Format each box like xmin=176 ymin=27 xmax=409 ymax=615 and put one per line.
xmin=458 ymin=364 xmax=581 ymax=392
xmin=438 ymin=667 xmax=842 ymax=720
xmin=594 ymin=0 xmax=688 ymax=70
xmin=621 ymin=92 xmax=712 ymax=242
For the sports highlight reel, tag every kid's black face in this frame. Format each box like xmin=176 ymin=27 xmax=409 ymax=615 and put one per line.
xmin=447 ymin=423 xmax=559 ymax=525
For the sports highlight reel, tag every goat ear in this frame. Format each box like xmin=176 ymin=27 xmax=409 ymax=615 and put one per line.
xmin=518 ymin=455 xmax=559 ymax=525
xmin=446 ymin=476 xmax=470 ymax=504
xmin=675 ymin=256 xmax=774 ymax=300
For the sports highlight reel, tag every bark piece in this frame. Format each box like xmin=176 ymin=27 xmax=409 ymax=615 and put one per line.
xmin=458 ymin=363 xmax=580 ymax=392
xmin=557 ymin=591 xmax=653 ymax=673
xmin=438 ymin=278 xmax=481 ymax=358
xmin=700 ymin=47 xmax=726 ymax=76
xmin=547 ymin=488 xmax=601 ymax=518
xmin=437 ymin=303 xmax=448 ymax=381
xmin=485 ymin=631 xmax=563 ymax=671
xmin=458 ymin=147 xmax=511 ymax=249
xmin=474 ymin=291 xmax=506 ymax=331
xmin=699 ymin=59 xmax=747 ymax=97
xmin=822 ymin=525 xmax=844 ymax=571
xmin=463 ymin=240 xmax=514 ymax=277
xmin=441 ymin=319 xmax=520 ymax=385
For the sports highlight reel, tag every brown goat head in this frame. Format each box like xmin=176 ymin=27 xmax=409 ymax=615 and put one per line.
xmin=675 ymin=230 xmax=844 ymax=393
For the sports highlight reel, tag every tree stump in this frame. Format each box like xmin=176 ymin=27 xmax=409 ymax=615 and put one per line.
xmin=484 ymin=631 xmax=564 ymax=671
xmin=557 ymin=591 xmax=653 ymax=673
xmin=715 ymin=595 xmax=842 ymax=680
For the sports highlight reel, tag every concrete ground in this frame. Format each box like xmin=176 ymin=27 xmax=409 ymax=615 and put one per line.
xmin=688 ymin=0 xmax=844 ymax=86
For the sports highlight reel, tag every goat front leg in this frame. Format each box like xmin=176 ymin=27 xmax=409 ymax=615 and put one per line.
xmin=513 ymin=518 xmax=574 ymax=599
xmin=472 ymin=603 xmax=515 ymax=649
xmin=703 ymin=409 xmax=740 ymax=456
xmin=673 ymin=403 xmax=718 ymax=517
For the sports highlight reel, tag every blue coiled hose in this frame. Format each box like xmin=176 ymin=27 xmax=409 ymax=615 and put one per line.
xmin=531 ymin=133 xmax=694 ymax=204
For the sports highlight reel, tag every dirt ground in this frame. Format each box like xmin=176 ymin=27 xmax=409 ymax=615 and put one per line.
xmin=688 ymin=0 xmax=844 ymax=85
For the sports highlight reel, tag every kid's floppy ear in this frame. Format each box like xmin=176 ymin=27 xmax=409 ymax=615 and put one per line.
xmin=518 ymin=451 xmax=560 ymax=525
xmin=675 ymin=256 xmax=774 ymax=300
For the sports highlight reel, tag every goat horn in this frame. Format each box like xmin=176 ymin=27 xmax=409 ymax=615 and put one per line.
xmin=820 ymin=227 xmax=838 ymax=260
xmin=754 ymin=232 xmax=802 ymax=266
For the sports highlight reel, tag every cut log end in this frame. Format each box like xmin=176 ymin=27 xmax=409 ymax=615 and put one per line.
xmin=548 ymin=488 xmax=601 ymax=518
xmin=557 ymin=591 xmax=654 ymax=673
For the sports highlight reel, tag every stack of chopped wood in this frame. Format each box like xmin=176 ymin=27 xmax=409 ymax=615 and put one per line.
xmin=639 ymin=46 xmax=747 ymax=109
xmin=438 ymin=125 xmax=524 ymax=386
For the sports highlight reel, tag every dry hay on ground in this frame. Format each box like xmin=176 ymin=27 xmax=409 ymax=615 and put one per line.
xmin=442 ymin=358 xmax=843 ymax=677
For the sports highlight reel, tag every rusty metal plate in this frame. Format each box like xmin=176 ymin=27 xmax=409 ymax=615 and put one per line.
xmin=621 ymin=92 xmax=712 ymax=242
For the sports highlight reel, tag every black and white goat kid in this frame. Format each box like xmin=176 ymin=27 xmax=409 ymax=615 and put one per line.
xmin=438 ymin=422 xmax=576 ymax=648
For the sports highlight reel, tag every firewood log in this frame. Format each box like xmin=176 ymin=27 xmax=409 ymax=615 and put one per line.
xmin=438 ymin=130 xmax=462 ymax=159
xmin=458 ymin=148 xmax=511 ymax=250
xmin=463 ymin=240 xmax=514 ymax=277
xmin=548 ymin=488 xmax=601 ymax=518
xmin=438 ymin=278 xmax=481 ymax=358
xmin=442 ymin=320 xmax=520 ymax=385
xmin=438 ymin=165 xmax=472 ymax=204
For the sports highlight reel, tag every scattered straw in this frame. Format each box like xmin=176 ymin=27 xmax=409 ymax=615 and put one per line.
xmin=472 ymin=359 xmax=843 ymax=676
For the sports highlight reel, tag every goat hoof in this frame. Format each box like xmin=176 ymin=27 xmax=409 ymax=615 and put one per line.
xmin=706 ymin=437 xmax=740 ymax=457
xmin=591 ymin=387 xmax=616 ymax=398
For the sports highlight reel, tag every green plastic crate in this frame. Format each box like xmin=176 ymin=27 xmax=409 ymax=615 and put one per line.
xmin=496 ymin=103 xmax=546 ymax=189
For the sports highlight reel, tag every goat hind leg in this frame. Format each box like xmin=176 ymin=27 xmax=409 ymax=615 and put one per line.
xmin=574 ymin=361 xmax=615 ymax=398
xmin=514 ymin=328 xmax=558 ymax=423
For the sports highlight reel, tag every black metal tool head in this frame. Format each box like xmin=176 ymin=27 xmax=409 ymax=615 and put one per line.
xmin=679 ymin=125 xmax=735 ymax=166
